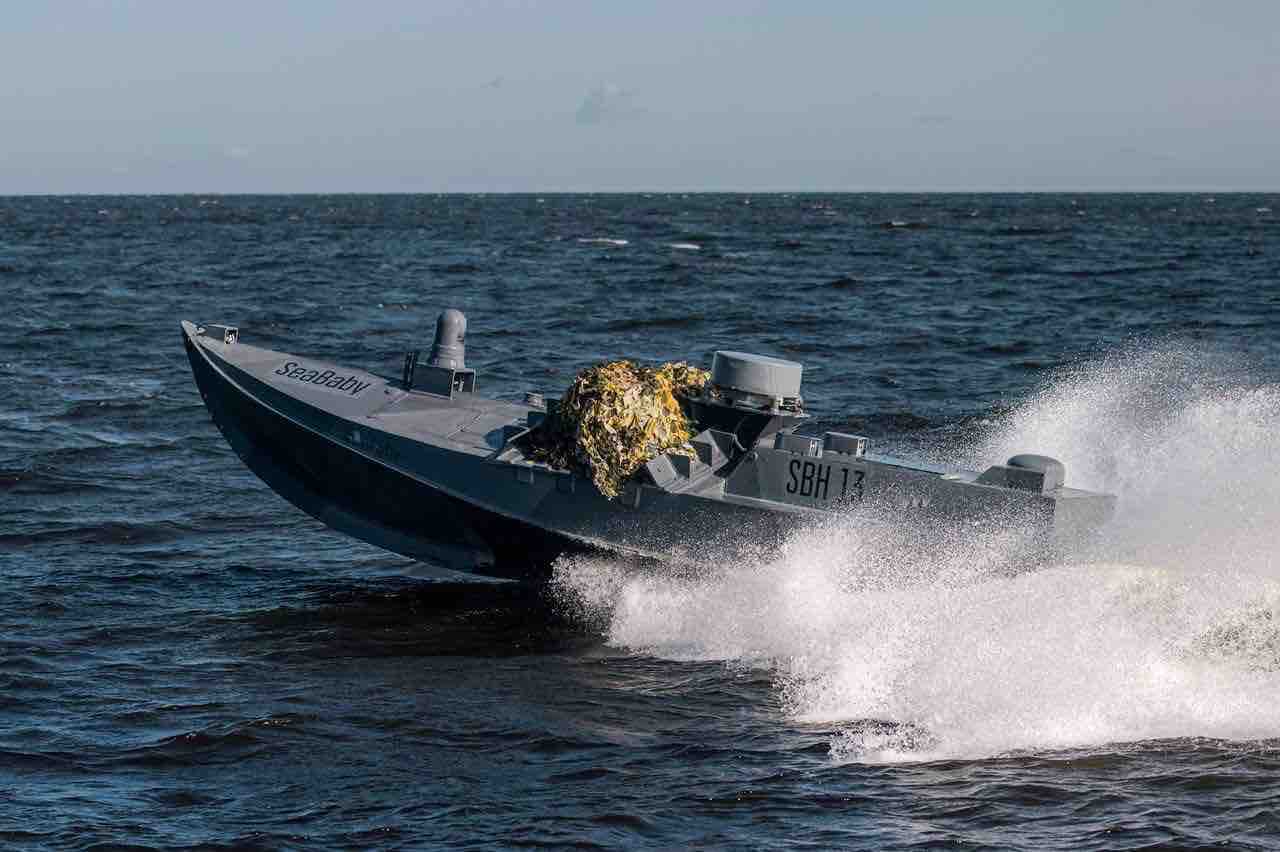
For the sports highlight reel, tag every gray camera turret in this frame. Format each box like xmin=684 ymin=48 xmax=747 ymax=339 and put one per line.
xmin=428 ymin=308 xmax=467 ymax=369
xmin=403 ymin=308 xmax=476 ymax=397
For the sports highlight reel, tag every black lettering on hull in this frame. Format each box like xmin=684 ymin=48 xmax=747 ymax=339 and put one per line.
xmin=782 ymin=458 xmax=866 ymax=505
xmin=787 ymin=458 xmax=801 ymax=494
xmin=273 ymin=360 xmax=371 ymax=397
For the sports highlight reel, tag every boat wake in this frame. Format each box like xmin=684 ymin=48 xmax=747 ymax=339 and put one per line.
xmin=551 ymin=343 xmax=1280 ymax=762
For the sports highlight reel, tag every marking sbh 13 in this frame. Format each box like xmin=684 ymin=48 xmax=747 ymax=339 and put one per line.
xmin=785 ymin=458 xmax=865 ymax=502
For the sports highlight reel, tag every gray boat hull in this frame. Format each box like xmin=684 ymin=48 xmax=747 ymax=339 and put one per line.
xmin=182 ymin=320 xmax=1114 ymax=581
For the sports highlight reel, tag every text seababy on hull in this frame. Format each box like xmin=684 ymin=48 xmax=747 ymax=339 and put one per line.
xmin=273 ymin=361 xmax=371 ymax=396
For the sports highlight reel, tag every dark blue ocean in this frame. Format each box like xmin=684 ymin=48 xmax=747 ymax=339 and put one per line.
xmin=3 ymin=193 xmax=1280 ymax=850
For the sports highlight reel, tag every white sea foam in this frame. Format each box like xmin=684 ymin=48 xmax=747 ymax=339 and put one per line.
xmin=668 ymin=242 xmax=701 ymax=251
xmin=551 ymin=343 xmax=1280 ymax=763
xmin=577 ymin=237 xmax=629 ymax=246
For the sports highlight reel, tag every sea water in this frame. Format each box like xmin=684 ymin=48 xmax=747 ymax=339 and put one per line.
xmin=3 ymin=193 xmax=1279 ymax=848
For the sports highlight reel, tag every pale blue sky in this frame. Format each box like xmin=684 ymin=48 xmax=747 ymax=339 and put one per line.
xmin=3 ymin=0 xmax=1277 ymax=193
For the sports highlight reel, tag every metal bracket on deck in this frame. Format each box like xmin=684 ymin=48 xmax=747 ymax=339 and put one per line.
xmin=403 ymin=350 xmax=476 ymax=398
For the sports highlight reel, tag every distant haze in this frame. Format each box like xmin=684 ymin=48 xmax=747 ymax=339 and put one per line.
xmin=3 ymin=0 xmax=1278 ymax=193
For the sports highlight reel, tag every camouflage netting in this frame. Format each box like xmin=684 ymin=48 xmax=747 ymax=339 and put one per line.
xmin=529 ymin=360 xmax=711 ymax=499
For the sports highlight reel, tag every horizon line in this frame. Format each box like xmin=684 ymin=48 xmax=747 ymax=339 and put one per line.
xmin=3 ymin=188 xmax=1279 ymax=198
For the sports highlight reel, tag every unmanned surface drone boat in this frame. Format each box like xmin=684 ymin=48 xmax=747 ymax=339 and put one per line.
xmin=182 ymin=311 xmax=1115 ymax=580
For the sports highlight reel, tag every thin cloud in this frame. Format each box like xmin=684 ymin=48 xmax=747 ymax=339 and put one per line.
xmin=1117 ymin=145 xmax=1180 ymax=163
xmin=575 ymin=84 xmax=640 ymax=126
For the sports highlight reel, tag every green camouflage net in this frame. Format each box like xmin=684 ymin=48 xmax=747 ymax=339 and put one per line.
xmin=529 ymin=360 xmax=710 ymax=499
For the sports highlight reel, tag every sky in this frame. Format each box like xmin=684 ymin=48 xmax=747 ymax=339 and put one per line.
xmin=2 ymin=0 xmax=1278 ymax=193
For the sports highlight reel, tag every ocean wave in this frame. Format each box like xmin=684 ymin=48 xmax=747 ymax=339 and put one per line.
xmin=1047 ymin=263 xmax=1179 ymax=278
xmin=989 ymin=226 xmax=1058 ymax=237
xmin=0 ymin=520 xmax=194 ymax=549
xmin=577 ymin=237 xmax=630 ymax=246
xmin=823 ymin=275 xmax=861 ymax=290
xmin=430 ymin=261 xmax=482 ymax=274
xmin=99 ymin=716 xmax=300 ymax=769
xmin=601 ymin=316 xmax=705 ymax=333
xmin=0 ymin=465 xmax=121 ymax=495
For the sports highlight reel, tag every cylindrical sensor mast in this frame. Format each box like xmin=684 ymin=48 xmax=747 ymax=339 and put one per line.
xmin=428 ymin=309 xmax=467 ymax=369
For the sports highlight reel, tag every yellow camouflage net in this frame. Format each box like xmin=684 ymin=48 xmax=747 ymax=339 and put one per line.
xmin=529 ymin=360 xmax=711 ymax=499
